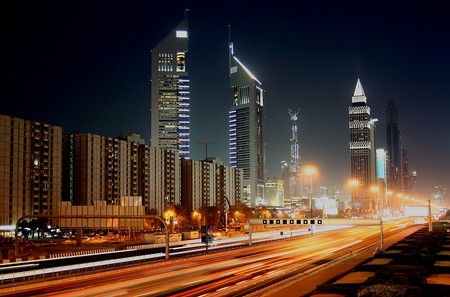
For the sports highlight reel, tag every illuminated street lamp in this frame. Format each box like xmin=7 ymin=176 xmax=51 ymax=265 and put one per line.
xmin=192 ymin=210 xmax=201 ymax=229
xmin=165 ymin=210 xmax=174 ymax=233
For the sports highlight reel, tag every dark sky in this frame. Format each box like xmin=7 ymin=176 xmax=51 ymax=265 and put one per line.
xmin=2 ymin=1 xmax=449 ymax=198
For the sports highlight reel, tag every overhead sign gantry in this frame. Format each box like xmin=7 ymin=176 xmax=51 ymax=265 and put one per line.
xmin=247 ymin=218 xmax=383 ymax=248
xmin=248 ymin=218 xmax=381 ymax=226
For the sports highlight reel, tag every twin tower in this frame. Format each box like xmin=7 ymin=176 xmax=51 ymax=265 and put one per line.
xmin=150 ymin=14 xmax=264 ymax=207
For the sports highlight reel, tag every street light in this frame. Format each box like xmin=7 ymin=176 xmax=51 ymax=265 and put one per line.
xmin=165 ymin=210 xmax=174 ymax=233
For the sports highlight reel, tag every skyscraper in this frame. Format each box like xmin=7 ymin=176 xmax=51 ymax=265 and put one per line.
xmin=386 ymin=99 xmax=402 ymax=195
xmin=229 ymin=43 xmax=265 ymax=207
xmin=349 ymin=79 xmax=377 ymax=214
xmin=151 ymin=12 xmax=190 ymax=158
xmin=282 ymin=108 xmax=302 ymax=212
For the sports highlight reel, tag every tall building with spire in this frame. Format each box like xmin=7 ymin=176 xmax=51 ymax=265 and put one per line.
xmin=349 ymin=79 xmax=377 ymax=214
xmin=282 ymin=108 xmax=302 ymax=211
xmin=229 ymin=43 xmax=265 ymax=207
xmin=151 ymin=12 xmax=190 ymax=159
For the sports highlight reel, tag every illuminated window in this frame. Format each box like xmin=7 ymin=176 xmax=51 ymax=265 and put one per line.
xmin=176 ymin=30 xmax=188 ymax=38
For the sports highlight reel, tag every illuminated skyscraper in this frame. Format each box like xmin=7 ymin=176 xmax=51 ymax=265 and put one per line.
xmin=349 ymin=79 xmax=377 ymax=214
xmin=151 ymin=12 xmax=190 ymax=158
xmin=229 ymin=43 xmax=265 ymax=207
xmin=281 ymin=108 xmax=302 ymax=212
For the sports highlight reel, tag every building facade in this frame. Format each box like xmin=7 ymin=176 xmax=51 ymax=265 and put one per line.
xmin=0 ymin=115 xmax=62 ymax=228
xmin=62 ymin=133 xmax=179 ymax=216
xmin=181 ymin=158 xmax=242 ymax=213
xmin=63 ymin=133 xmax=140 ymax=206
xmin=151 ymin=13 xmax=190 ymax=159
xmin=229 ymin=43 xmax=265 ymax=207
xmin=265 ymin=178 xmax=284 ymax=208
xmin=148 ymin=146 xmax=180 ymax=215
xmin=348 ymin=79 xmax=377 ymax=214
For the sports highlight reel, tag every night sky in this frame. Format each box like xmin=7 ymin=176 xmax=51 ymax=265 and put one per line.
xmin=2 ymin=1 xmax=449 ymax=198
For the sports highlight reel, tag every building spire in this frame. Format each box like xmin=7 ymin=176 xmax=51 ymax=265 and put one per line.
xmin=354 ymin=78 xmax=365 ymax=96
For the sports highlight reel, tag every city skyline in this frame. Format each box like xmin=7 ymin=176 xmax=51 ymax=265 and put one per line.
xmin=2 ymin=1 xmax=449 ymax=198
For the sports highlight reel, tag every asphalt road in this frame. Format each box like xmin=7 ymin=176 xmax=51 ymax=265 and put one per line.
xmin=0 ymin=219 xmax=420 ymax=297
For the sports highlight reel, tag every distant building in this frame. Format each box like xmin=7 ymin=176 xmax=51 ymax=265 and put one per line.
xmin=0 ymin=115 xmax=62 ymax=228
xmin=376 ymin=148 xmax=387 ymax=214
xmin=409 ymin=170 xmax=417 ymax=197
xmin=401 ymin=148 xmax=409 ymax=195
xmin=229 ymin=42 xmax=265 ymax=207
xmin=348 ymin=79 xmax=377 ymax=214
xmin=150 ymin=12 xmax=190 ymax=158
xmin=282 ymin=108 xmax=303 ymax=210
xmin=432 ymin=186 xmax=448 ymax=207
xmin=119 ymin=133 xmax=145 ymax=145
xmin=265 ymin=178 xmax=284 ymax=207
xmin=181 ymin=158 xmax=243 ymax=213
xmin=386 ymin=99 xmax=403 ymax=195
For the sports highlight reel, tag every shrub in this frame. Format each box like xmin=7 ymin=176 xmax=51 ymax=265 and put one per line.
xmin=358 ymin=284 xmax=405 ymax=297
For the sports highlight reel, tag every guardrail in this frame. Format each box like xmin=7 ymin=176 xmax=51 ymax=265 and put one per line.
xmin=1 ymin=252 xmax=165 ymax=283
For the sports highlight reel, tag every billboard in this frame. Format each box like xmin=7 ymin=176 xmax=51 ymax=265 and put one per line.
xmin=404 ymin=206 xmax=428 ymax=217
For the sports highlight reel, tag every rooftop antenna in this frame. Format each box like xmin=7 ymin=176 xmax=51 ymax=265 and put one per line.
xmin=199 ymin=140 xmax=214 ymax=160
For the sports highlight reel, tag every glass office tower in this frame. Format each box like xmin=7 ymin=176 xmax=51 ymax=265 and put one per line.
xmin=151 ymin=13 xmax=190 ymax=159
xmin=229 ymin=43 xmax=265 ymax=207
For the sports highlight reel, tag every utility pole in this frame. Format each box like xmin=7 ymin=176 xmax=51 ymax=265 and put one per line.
xmin=199 ymin=140 xmax=214 ymax=160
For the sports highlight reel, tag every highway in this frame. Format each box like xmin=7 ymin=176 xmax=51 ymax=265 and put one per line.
xmin=0 ymin=219 xmax=419 ymax=297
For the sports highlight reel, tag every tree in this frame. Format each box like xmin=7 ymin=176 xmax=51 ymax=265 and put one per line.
xmin=18 ymin=220 xmax=30 ymax=239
